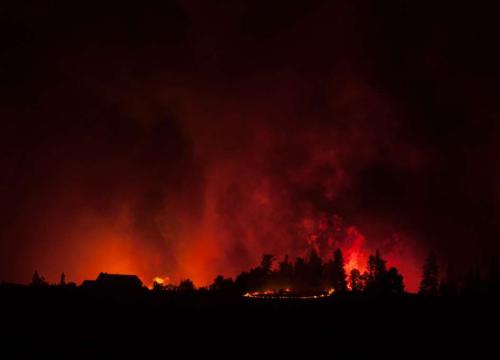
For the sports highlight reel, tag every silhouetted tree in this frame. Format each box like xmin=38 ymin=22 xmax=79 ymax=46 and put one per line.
xmin=306 ymin=249 xmax=323 ymax=291
xmin=234 ymin=271 xmax=251 ymax=293
xmin=367 ymin=254 xmax=377 ymax=282
xmin=276 ymin=255 xmax=293 ymax=288
xmin=210 ymin=275 xmax=234 ymax=293
xmin=365 ymin=250 xmax=387 ymax=294
xmin=373 ymin=250 xmax=387 ymax=277
xmin=349 ymin=268 xmax=363 ymax=292
xmin=419 ymin=251 xmax=439 ymax=296
xmin=233 ymin=254 xmax=276 ymax=292
xmin=59 ymin=272 xmax=66 ymax=286
xmin=360 ymin=271 xmax=369 ymax=289
xmin=256 ymin=254 xmax=276 ymax=289
xmin=260 ymin=254 xmax=275 ymax=275
xmin=438 ymin=263 xmax=459 ymax=298
xmin=330 ymin=248 xmax=348 ymax=293
xmin=293 ymin=257 xmax=307 ymax=291
xmin=178 ymin=279 xmax=195 ymax=291
xmin=364 ymin=250 xmax=404 ymax=295
xmin=386 ymin=267 xmax=405 ymax=295
xmin=31 ymin=270 xmax=48 ymax=287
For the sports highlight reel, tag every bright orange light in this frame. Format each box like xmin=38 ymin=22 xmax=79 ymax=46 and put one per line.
xmin=151 ymin=276 xmax=170 ymax=288
xmin=153 ymin=277 xmax=164 ymax=284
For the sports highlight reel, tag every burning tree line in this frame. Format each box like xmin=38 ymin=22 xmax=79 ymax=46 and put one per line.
xmin=24 ymin=249 xmax=500 ymax=299
xmin=153 ymin=249 xmax=500 ymax=299
xmin=202 ymin=248 xmax=405 ymax=297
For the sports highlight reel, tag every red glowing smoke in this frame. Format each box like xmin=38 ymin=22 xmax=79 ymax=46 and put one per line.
xmin=0 ymin=70 xmax=426 ymax=292
xmin=2 ymin=0 xmax=499 ymax=294
xmin=0 ymin=4 xmax=432 ymax=291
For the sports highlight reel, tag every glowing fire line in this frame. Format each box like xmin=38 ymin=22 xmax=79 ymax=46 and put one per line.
xmin=243 ymin=288 xmax=334 ymax=300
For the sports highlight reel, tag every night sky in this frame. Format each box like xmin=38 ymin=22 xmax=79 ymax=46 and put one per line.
xmin=1 ymin=0 xmax=499 ymax=291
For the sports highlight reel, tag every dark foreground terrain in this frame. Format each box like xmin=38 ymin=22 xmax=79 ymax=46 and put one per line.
xmin=1 ymin=286 xmax=498 ymax=358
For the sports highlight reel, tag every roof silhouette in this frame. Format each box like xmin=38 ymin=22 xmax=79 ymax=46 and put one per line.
xmin=81 ymin=272 xmax=143 ymax=289
xmin=96 ymin=273 xmax=143 ymax=286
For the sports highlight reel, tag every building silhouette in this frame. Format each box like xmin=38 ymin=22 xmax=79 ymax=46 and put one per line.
xmin=81 ymin=272 xmax=143 ymax=292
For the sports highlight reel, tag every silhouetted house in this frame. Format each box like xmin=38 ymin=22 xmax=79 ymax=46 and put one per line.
xmin=96 ymin=273 xmax=143 ymax=288
xmin=81 ymin=273 xmax=144 ymax=293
